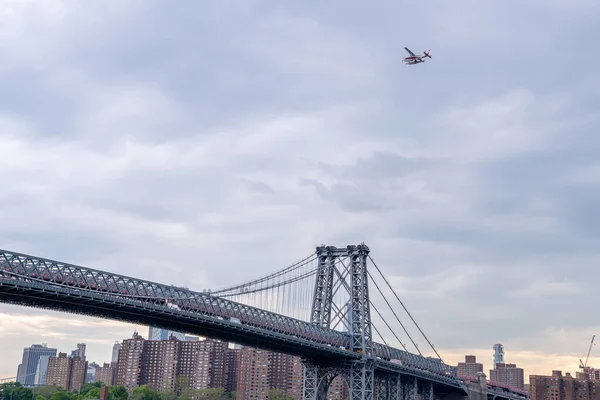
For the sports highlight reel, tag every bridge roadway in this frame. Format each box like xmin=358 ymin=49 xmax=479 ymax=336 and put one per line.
xmin=0 ymin=249 xmax=464 ymax=394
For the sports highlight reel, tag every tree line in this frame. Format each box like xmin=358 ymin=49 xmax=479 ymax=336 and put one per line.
xmin=0 ymin=382 xmax=296 ymax=400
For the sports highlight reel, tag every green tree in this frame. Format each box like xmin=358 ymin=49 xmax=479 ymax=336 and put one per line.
xmin=33 ymin=385 xmax=63 ymax=400
xmin=108 ymin=386 xmax=128 ymax=400
xmin=0 ymin=382 xmax=34 ymax=400
xmin=223 ymin=392 xmax=235 ymax=400
xmin=77 ymin=382 xmax=103 ymax=400
xmin=79 ymin=387 xmax=100 ymax=399
xmin=197 ymin=388 xmax=225 ymax=400
xmin=267 ymin=389 xmax=294 ymax=400
xmin=130 ymin=385 xmax=162 ymax=400
xmin=49 ymin=390 xmax=77 ymax=400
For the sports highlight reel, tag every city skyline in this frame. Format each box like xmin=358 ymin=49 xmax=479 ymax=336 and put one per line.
xmin=1 ymin=0 xmax=600 ymax=386
xmin=2 ymin=323 xmax=598 ymax=381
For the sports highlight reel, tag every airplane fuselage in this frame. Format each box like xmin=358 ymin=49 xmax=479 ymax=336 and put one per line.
xmin=402 ymin=57 xmax=425 ymax=65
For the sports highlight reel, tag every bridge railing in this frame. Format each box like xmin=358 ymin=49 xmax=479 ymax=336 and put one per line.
xmin=459 ymin=375 xmax=528 ymax=396
xmin=0 ymin=249 xmax=458 ymax=383
xmin=373 ymin=342 xmax=457 ymax=378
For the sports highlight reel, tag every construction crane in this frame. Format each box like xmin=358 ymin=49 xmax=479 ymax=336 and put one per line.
xmin=579 ymin=335 xmax=595 ymax=369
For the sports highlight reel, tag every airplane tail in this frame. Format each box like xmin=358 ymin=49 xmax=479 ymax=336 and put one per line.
xmin=424 ymin=50 xmax=432 ymax=58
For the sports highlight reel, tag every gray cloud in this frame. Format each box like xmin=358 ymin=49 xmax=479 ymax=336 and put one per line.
xmin=1 ymin=0 xmax=600 ymax=378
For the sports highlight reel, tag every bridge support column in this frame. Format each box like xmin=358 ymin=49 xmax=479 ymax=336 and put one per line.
xmin=302 ymin=360 xmax=375 ymax=400
xmin=303 ymin=363 xmax=331 ymax=400
xmin=422 ymin=381 xmax=434 ymax=400
xmin=349 ymin=360 xmax=374 ymax=400
xmin=389 ymin=375 xmax=403 ymax=400
xmin=405 ymin=377 xmax=418 ymax=400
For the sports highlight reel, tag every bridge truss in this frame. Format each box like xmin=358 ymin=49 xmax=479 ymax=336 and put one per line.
xmin=0 ymin=244 xmax=467 ymax=400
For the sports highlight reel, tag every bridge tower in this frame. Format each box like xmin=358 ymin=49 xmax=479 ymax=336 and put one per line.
xmin=303 ymin=244 xmax=375 ymax=400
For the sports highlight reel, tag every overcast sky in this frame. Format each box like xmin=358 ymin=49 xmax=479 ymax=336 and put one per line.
xmin=2 ymin=0 xmax=600 ymax=381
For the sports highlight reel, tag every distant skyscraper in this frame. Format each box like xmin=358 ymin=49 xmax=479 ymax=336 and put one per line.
xmin=148 ymin=326 xmax=185 ymax=341
xmin=493 ymin=344 xmax=504 ymax=369
xmin=111 ymin=341 xmax=121 ymax=365
xmin=34 ymin=355 xmax=51 ymax=386
xmin=17 ymin=344 xmax=57 ymax=386
xmin=70 ymin=343 xmax=86 ymax=361
xmin=87 ymin=362 xmax=100 ymax=383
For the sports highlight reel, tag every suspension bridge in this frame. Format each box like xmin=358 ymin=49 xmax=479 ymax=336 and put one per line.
xmin=0 ymin=244 xmax=526 ymax=400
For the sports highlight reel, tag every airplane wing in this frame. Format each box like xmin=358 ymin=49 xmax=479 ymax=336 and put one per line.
xmin=404 ymin=47 xmax=416 ymax=56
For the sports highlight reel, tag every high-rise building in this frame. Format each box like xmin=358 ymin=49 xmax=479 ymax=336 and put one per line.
xmin=46 ymin=353 xmax=88 ymax=391
xmin=225 ymin=348 xmax=241 ymax=393
xmin=236 ymin=347 xmax=306 ymax=400
xmin=148 ymin=326 xmax=185 ymax=341
xmin=530 ymin=370 xmax=600 ymax=400
xmin=458 ymin=355 xmax=484 ymax=377
xmin=493 ymin=344 xmax=505 ymax=369
xmin=210 ymin=340 xmax=228 ymax=389
xmin=34 ymin=355 xmax=52 ymax=386
xmin=237 ymin=347 xmax=270 ymax=400
xmin=115 ymin=333 xmax=230 ymax=392
xmin=268 ymin=353 xmax=303 ymax=400
xmin=490 ymin=363 xmax=524 ymax=389
xmin=115 ymin=332 xmax=145 ymax=391
xmin=578 ymin=367 xmax=600 ymax=381
xmin=111 ymin=341 xmax=121 ymax=365
xmin=142 ymin=337 xmax=179 ymax=392
xmin=87 ymin=362 xmax=100 ymax=384
xmin=70 ymin=343 xmax=86 ymax=361
xmin=70 ymin=356 xmax=88 ymax=391
xmin=110 ymin=340 xmax=121 ymax=385
xmin=17 ymin=344 xmax=58 ymax=386
xmin=46 ymin=353 xmax=71 ymax=389
xmin=327 ymin=376 xmax=349 ymax=400
xmin=95 ymin=363 xmax=116 ymax=386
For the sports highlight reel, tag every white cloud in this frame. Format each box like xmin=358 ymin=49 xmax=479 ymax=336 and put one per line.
xmin=510 ymin=279 xmax=579 ymax=299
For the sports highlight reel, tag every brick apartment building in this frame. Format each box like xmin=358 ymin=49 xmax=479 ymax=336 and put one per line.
xmin=490 ymin=363 xmax=525 ymax=389
xmin=113 ymin=333 xmax=349 ymax=400
xmin=225 ymin=348 xmax=241 ymax=393
xmin=45 ymin=353 xmax=88 ymax=391
xmin=115 ymin=333 xmax=230 ymax=393
xmin=458 ymin=355 xmax=484 ymax=377
xmin=530 ymin=370 xmax=600 ymax=400
xmin=95 ymin=363 xmax=116 ymax=386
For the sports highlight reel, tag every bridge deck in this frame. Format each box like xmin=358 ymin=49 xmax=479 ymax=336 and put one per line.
xmin=0 ymin=249 xmax=465 ymax=391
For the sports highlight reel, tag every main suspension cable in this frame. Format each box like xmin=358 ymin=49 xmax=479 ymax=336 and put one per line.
xmin=370 ymin=300 xmax=408 ymax=351
xmin=367 ymin=269 xmax=422 ymax=355
xmin=211 ymin=254 xmax=316 ymax=294
xmin=217 ymin=269 xmax=316 ymax=298
xmin=368 ymin=255 xmax=444 ymax=362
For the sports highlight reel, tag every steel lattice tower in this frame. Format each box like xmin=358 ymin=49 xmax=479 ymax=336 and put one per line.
xmin=304 ymin=244 xmax=374 ymax=400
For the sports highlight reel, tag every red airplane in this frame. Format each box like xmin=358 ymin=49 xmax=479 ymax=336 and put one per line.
xmin=402 ymin=47 xmax=431 ymax=65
